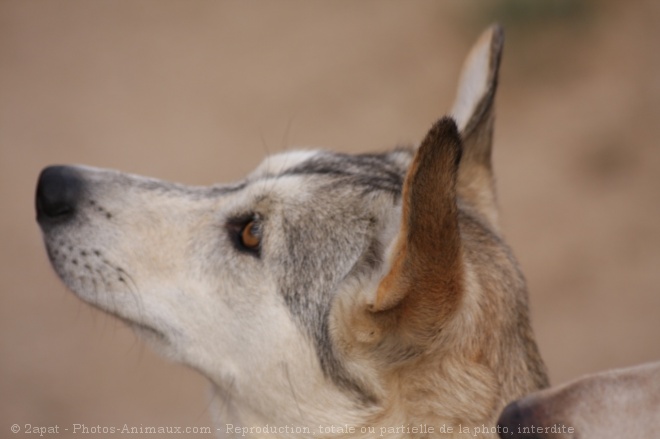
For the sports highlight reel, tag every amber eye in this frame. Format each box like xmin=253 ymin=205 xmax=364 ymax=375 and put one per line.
xmin=227 ymin=215 xmax=262 ymax=256
xmin=240 ymin=220 xmax=261 ymax=250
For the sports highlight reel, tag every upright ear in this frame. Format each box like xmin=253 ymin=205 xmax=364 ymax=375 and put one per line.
xmin=368 ymin=117 xmax=463 ymax=347
xmin=450 ymin=24 xmax=504 ymax=229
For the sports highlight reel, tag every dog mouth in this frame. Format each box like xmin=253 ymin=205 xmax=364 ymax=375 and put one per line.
xmin=86 ymin=300 xmax=171 ymax=346
xmin=41 ymin=237 xmax=170 ymax=345
xmin=124 ymin=318 xmax=169 ymax=343
xmin=97 ymin=303 xmax=176 ymax=356
xmin=64 ymin=269 xmax=172 ymax=346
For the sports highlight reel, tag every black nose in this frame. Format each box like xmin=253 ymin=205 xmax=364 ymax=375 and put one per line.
xmin=36 ymin=165 xmax=85 ymax=225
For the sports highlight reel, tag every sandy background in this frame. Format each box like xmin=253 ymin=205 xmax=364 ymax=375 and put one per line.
xmin=2 ymin=0 xmax=659 ymax=436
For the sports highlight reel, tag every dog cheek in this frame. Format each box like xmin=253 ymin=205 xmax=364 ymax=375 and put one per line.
xmin=328 ymin=278 xmax=389 ymax=392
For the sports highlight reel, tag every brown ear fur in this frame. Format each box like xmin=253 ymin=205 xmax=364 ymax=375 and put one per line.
xmin=334 ymin=24 xmax=548 ymax=424
xmin=369 ymin=117 xmax=463 ymax=346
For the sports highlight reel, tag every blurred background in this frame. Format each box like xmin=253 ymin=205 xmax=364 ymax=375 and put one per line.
xmin=2 ymin=0 xmax=659 ymax=436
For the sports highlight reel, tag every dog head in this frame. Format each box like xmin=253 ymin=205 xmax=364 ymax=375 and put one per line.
xmin=497 ymin=361 xmax=660 ymax=439
xmin=36 ymin=25 xmax=547 ymax=433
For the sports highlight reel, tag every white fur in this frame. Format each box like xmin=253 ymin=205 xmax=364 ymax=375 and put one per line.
xmin=450 ymin=27 xmax=494 ymax=131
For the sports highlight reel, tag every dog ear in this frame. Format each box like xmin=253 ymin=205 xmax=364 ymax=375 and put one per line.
xmin=450 ymin=24 xmax=504 ymax=229
xmin=368 ymin=117 xmax=463 ymax=345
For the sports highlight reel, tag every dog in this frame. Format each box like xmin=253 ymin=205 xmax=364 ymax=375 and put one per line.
xmin=497 ymin=361 xmax=660 ymax=439
xmin=35 ymin=25 xmax=548 ymax=438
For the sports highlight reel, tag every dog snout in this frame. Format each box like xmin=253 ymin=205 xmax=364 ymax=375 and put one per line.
xmin=36 ymin=165 xmax=85 ymax=225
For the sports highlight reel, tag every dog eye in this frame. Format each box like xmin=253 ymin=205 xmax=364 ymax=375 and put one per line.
xmin=240 ymin=220 xmax=261 ymax=250
xmin=227 ymin=215 xmax=262 ymax=257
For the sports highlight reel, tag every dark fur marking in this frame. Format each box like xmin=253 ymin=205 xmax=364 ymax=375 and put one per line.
xmin=283 ymin=150 xmax=410 ymax=197
xmin=275 ymin=149 xmax=413 ymax=404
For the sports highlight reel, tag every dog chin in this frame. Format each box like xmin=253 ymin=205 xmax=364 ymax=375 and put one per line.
xmin=127 ymin=321 xmax=173 ymax=351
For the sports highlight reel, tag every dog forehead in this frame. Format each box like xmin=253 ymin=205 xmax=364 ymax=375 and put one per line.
xmin=250 ymin=148 xmax=412 ymax=179
xmin=247 ymin=147 xmax=412 ymax=199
